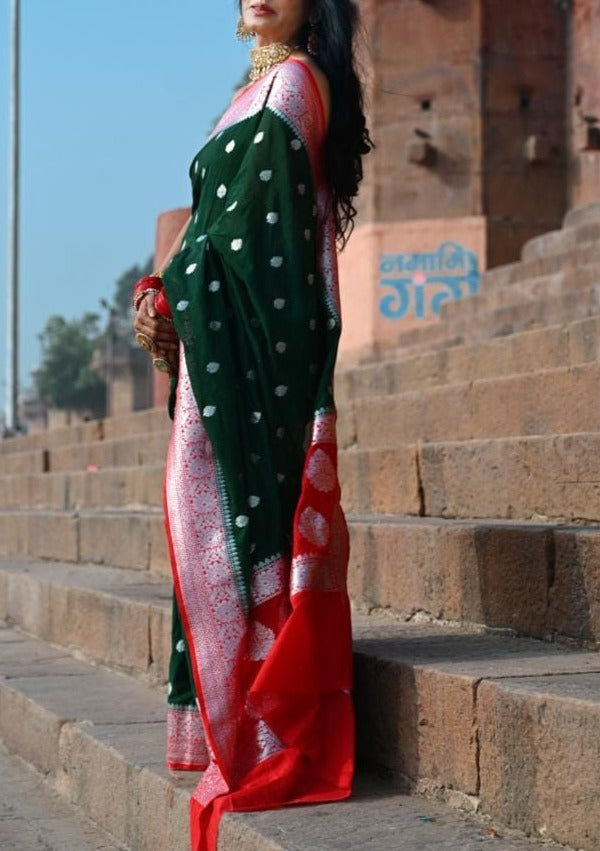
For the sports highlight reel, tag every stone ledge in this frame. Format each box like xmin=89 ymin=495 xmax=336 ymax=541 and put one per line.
xmin=0 ymin=745 xmax=128 ymax=851
xmin=0 ymin=629 xmax=556 ymax=851
xmin=0 ymin=622 xmax=584 ymax=850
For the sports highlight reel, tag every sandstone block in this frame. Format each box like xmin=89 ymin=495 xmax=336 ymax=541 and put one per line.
xmin=149 ymin=514 xmax=170 ymax=576
xmin=549 ymin=528 xmax=600 ymax=643
xmin=340 ymin=447 xmax=421 ymax=515
xmin=27 ymin=512 xmax=79 ymax=562
xmin=349 ymin=518 xmax=552 ymax=639
xmin=0 ymin=684 xmax=65 ymax=775
xmin=79 ymin=512 xmax=151 ymax=571
xmin=420 ymin=432 xmax=600 ymax=523
xmin=478 ymin=674 xmax=600 ymax=849
xmin=57 ymin=722 xmax=130 ymax=842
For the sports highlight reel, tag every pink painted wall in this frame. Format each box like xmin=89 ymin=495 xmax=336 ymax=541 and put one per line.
xmin=338 ymin=217 xmax=487 ymax=365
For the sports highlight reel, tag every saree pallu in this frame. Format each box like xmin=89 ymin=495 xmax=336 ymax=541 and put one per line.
xmin=161 ymin=59 xmax=353 ymax=851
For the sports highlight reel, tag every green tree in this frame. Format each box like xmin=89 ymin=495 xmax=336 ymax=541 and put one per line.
xmin=113 ymin=258 xmax=153 ymax=316
xmin=34 ymin=313 xmax=106 ymax=416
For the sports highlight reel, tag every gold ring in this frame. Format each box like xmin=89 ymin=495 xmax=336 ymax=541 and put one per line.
xmin=136 ymin=332 xmax=157 ymax=355
xmin=152 ymin=357 xmax=170 ymax=373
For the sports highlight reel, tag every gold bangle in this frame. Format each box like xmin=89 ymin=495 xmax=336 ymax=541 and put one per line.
xmin=133 ymin=287 xmax=160 ymax=311
xmin=136 ymin=332 xmax=158 ymax=355
xmin=152 ymin=357 xmax=171 ymax=373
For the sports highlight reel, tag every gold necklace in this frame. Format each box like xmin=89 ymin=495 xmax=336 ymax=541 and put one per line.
xmin=249 ymin=43 xmax=295 ymax=82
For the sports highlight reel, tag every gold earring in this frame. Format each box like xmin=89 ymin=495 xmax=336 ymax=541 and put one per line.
xmin=236 ymin=16 xmax=254 ymax=42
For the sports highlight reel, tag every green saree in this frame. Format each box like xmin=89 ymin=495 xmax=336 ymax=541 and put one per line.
xmin=161 ymin=58 xmax=353 ymax=851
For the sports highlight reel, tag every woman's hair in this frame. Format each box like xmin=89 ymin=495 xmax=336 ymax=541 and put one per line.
xmin=239 ymin=0 xmax=374 ymax=247
xmin=298 ymin=0 xmax=373 ymax=247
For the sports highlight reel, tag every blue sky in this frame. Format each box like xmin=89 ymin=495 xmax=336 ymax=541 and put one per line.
xmin=0 ymin=1 xmax=248 ymax=400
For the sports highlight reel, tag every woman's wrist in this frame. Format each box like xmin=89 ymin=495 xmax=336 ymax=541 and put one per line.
xmin=133 ymin=274 xmax=163 ymax=311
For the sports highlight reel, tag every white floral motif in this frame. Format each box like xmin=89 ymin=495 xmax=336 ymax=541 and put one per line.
xmin=291 ymin=138 xmax=302 ymax=151
xmin=203 ymin=405 xmax=216 ymax=417
xmin=259 ymin=170 xmax=273 ymax=182
xmin=307 ymin=448 xmax=337 ymax=493
xmin=254 ymin=131 xmax=265 ymax=144
xmin=231 ymin=239 xmax=243 ymax=251
xmin=275 ymin=342 xmax=287 ymax=353
xmin=270 ymin=256 xmax=283 ymax=268
xmin=225 ymin=140 xmax=236 ymax=153
xmin=177 ymin=300 xmax=189 ymax=312
xmin=217 ymin=184 xmax=227 ymax=198
xmin=298 ymin=506 xmax=330 ymax=548
xmin=236 ymin=515 xmax=249 ymax=528
xmin=266 ymin=212 xmax=279 ymax=224
xmin=274 ymin=385 xmax=288 ymax=397
xmin=248 ymin=622 xmax=275 ymax=661
xmin=256 ymin=719 xmax=284 ymax=762
xmin=298 ymin=184 xmax=306 ymax=195
xmin=250 ymin=411 xmax=262 ymax=424
xmin=248 ymin=495 xmax=261 ymax=508
xmin=186 ymin=264 xmax=198 ymax=275
xmin=273 ymin=298 xmax=285 ymax=310
xmin=209 ymin=280 xmax=221 ymax=292
xmin=307 ymin=274 xmax=315 ymax=286
xmin=227 ymin=201 xmax=238 ymax=212
xmin=209 ymin=320 xmax=222 ymax=331
xmin=206 ymin=362 xmax=220 ymax=374
xmin=176 ymin=639 xmax=186 ymax=653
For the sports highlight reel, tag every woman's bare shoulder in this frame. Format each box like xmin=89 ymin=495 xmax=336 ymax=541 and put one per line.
xmin=289 ymin=53 xmax=331 ymax=123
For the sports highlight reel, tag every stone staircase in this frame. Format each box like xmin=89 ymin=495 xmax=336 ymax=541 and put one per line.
xmin=3 ymin=205 xmax=600 ymax=850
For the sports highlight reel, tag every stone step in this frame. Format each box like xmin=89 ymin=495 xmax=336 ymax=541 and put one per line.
xmin=0 ymin=466 xmax=165 ymax=511
xmin=384 ymin=282 xmax=600 ymax=361
xmin=2 ymin=507 xmax=600 ymax=645
xmin=341 ymin=432 xmax=600 ymax=524
xmin=563 ymin=200 xmax=600 ymax=229
xmin=0 ymin=745 xmax=128 ymax=851
xmin=0 ymin=408 xmax=170 ymax=459
xmin=348 ymin=515 xmax=600 ymax=645
xmin=0 ymin=618 xmax=595 ymax=848
xmin=0 ymin=508 xmax=169 ymax=576
xmin=0 ymin=420 xmax=103 ymax=458
xmin=442 ymin=260 xmax=600 ymax=323
xmin=521 ymin=219 xmax=600 ymax=262
xmin=0 ymin=432 xmax=169 ymax=478
xmin=337 ymin=316 xmax=600 ymax=404
xmin=488 ymin=239 xmax=600 ymax=289
xmin=5 ymin=428 xmax=600 ymax=528
xmin=342 ymin=363 xmax=600 ymax=448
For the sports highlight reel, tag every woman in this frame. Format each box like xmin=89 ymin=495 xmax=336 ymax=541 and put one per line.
xmin=133 ymin=2 xmax=372 ymax=848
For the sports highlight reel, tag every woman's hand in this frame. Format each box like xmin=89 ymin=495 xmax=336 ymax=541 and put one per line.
xmin=134 ymin=292 xmax=180 ymax=375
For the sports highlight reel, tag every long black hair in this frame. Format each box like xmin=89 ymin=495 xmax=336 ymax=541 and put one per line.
xmin=239 ymin=0 xmax=373 ymax=247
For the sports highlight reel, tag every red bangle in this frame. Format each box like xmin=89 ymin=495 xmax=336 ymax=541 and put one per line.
xmin=133 ymin=274 xmax=163 ymax=311
xmin=155 ymin=288 xmax=173 ymax=321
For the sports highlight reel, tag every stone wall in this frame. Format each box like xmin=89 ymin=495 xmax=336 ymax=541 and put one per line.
xmin=569 ymin=0 xmax=600 ymax=207
xmin=358 ymin=0 xmax=567 ymax=268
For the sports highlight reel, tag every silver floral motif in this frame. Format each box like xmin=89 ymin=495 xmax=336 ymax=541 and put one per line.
xmin=306 ymin=448 xmax=337 ymax=493
xmin=298 ymin=506 xmax=330 ymax=548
